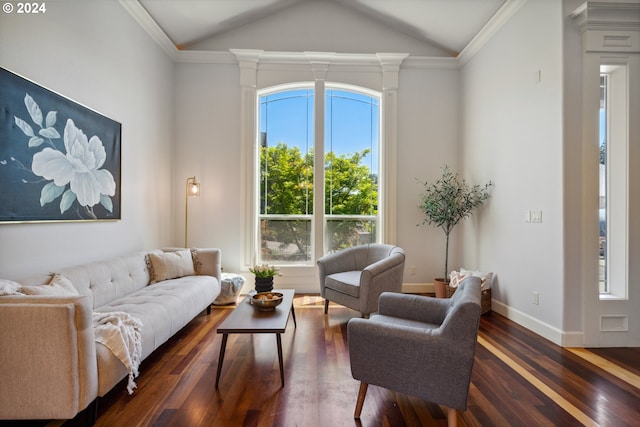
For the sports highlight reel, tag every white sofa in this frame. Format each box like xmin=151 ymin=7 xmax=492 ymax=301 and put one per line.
xmin=0 ymin=247 xmax=221 ymax=424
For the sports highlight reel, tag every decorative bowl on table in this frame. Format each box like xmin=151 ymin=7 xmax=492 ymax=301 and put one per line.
xmin=251 ymin=292 xmax=283 ymax=312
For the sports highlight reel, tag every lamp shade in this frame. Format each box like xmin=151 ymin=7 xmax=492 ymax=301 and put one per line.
xmin=185 ymin=176 xmax=200 ymax=247
xmin=189 ymin=180 xmax=200 ymax=197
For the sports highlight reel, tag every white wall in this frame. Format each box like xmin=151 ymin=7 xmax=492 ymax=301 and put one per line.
xmin=459 ymin=0 xmax=565 ymax=337
xmin=0 ymin=1 xmax=176 ymax=279
xmin=397 ymin=67 xmax=460 ymax=282
xmin=174 ymin=62 xmax=242 ymax=271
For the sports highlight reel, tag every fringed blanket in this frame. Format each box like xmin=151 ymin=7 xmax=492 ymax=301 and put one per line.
xmin=93 ymin=311 xmax=143 ymax=394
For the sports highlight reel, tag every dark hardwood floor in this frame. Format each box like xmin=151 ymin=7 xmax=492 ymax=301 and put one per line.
xmin=3 ymin=295 xmax=640 ymax=427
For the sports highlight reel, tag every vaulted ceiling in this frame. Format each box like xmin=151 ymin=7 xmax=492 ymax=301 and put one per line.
xmin=133 ymin=0 xmax=511 ymax=56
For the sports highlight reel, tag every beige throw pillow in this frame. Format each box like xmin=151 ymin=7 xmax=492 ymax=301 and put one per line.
xmin=190 ymin=248 xmax=202 ymax=274
xmin=147 ymin=250 xmax=195 ymax=283
xmin=20 ymin=274 xmax=79 ymax=296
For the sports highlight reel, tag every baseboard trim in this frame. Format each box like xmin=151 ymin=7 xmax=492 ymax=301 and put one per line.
xmin=491 ymin=299 xmax=584 ymax=347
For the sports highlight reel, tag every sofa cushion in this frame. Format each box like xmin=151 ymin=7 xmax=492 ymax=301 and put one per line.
xmin=95 ymin=275 xmax=218 ymax=360
xmin=20 ymin=274 xmax=79 ymax=296
xmin=325 ymin=271 xmax=362 ymax=297
xmin=147 ymin=250 xmax=195 ymax=284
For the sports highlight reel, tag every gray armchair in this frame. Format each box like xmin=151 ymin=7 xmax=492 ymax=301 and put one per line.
xmin=348 ymin=277 xmax=482 ymax=427
xmin=317 ymin=244 xmax=405 ymax=317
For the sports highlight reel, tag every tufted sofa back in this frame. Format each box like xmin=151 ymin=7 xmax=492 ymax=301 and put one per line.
xmin=21 ymin=250 xmax=159 ymax=309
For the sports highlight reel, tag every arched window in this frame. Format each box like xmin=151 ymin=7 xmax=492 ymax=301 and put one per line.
xmin=257 ymin=84 xmax=381 ymax=265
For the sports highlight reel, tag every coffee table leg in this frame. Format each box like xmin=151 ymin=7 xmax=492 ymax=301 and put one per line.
xmin=215 ymin=333 xmax=228 ymax=389
xmin=276 ymin=333 xmax=284 ymax=387
xmin=291 ymin=305 xmax=297 ymax=328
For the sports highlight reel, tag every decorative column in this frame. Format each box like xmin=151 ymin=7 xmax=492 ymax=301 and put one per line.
xmin=231 ymin=49 xmax=263 ymax=265
xmin=307 ymin=53 xmax=331 ymax=259
xmin=377 ymin=53 xmax=408 ymax=245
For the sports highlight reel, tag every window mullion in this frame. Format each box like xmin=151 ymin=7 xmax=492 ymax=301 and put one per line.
xmin=313 ymin=79 xmax=325 ymax=259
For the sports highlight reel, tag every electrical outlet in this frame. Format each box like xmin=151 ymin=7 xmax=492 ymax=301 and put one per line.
xmin=533 ymin=291 xmax=539 ymax=305
xmin=410 ymin=266 xmax=416 ymax=275
xmin=531 ymin=210 xmax=542 ymax=223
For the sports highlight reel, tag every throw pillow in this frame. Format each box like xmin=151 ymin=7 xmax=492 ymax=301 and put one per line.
xmin=147 ymin=250 xmax=195 ymax=283
xmin=448 ymin=271 xmax=468 ymax=288
xmin=190 ymin=248 xmax=202 ymax=275
xmin=0 ymin=279 xmax=23 ymax=296
xmin=460 ymin=268 xmax=494 ymax=290
xmin=20 ymin=274 xmax=80 ymax=296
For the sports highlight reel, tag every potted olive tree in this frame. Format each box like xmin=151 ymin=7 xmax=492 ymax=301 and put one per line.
xmin=419 ymin=166 xmax=492 ymax=297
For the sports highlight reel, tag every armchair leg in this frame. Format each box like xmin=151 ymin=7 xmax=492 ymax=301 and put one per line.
xmin=354 ymin=382 xmax=368 ymax=419
xmin=447 ymin=407 xmax=457 ymax=427
xmin=324 ymin=299 xmax=329 ymax=314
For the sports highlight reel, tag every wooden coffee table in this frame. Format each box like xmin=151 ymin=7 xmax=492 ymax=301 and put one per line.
xmin=215 ymin=289 xmax=296 ymax=389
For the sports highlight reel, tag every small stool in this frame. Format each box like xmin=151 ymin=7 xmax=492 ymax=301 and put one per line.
xmin=213 ymin=273 xmax=245 ymax=305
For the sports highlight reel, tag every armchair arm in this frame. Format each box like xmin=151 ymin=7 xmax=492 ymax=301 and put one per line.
xmin=358 ymin=252 xmax=405 ymax=313
xmin=0 ymin=295 xmax=98 ymax=419
xmin=348 ymin=317 xmax=476 ymax=410
xmin=378 ymin=292 xmax=450 ymax=325
xmin=362 ymin=252 xmax=405 ymax=276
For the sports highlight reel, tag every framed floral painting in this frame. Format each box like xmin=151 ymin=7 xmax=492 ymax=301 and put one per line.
xmin=0 ymin=67 xmax=121 ymax=222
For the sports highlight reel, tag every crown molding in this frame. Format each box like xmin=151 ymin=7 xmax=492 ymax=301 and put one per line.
xmin=457 ymin=0 xmax=528 ymax=66
xmin=228 ymin=49 xmax=412 ymax=70
xmin=119 ymin=0 xmax=180 ymax=61
xmin=180 ymin=50 xmax=455 ymax=70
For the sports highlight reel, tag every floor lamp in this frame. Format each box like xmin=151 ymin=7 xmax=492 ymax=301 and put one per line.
xmin=185 ymin=176 xmax=200 ymax=247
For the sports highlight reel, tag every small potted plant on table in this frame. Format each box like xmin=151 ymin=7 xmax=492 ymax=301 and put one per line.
xmin=418 ymin=166 xmax=492 ymax=297
xmin=249 ymin=264 xmax=280 ymax=293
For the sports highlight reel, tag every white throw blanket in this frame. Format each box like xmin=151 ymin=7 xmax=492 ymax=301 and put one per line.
xmin=92 ymin=311 xmax=143 ymax=394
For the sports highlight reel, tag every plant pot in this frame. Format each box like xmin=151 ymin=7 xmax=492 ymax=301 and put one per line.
xmin=254 ymin=277 xmax=274 ymax=293
xmin=433 ymin=278 xmax=449 ymax=298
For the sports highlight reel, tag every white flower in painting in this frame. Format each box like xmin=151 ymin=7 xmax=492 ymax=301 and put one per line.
xmin=31 ymin=119 xmax=115 ymax=207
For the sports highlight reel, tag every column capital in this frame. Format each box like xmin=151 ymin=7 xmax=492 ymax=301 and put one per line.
xmin=230 ymin=49 xmax=264 ymax=87
xmin=377 ymin=53 xmax=409 ymax=90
